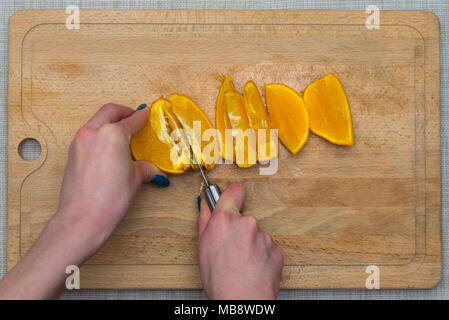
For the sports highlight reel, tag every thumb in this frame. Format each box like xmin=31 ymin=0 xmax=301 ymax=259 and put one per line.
xmin=135 ymin=160 xmax=169 ymax=186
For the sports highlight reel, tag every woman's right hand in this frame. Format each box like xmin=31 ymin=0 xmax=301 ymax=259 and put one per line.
xmin=197 ymin=183 xmax=284 ymax=300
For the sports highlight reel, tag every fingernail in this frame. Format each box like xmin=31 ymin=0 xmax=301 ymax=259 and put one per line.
xmin=197 ymin=196 xmax=201 ymax=212
xmin=136 ymin=103 xmax=147 ymax=111
xmin=150 ymin=175 xmax=170 ymax=187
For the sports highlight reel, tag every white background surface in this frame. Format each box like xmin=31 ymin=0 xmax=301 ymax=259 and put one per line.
xmin=0 ymin=0 xmax=447 ymax=299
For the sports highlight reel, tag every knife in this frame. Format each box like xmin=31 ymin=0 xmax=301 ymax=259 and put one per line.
xmin=190 ymin=144 xmax=221 ymax=212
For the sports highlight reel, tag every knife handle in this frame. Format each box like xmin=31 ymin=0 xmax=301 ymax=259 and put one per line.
xmin=204 ymin=184 xmax=221 ymax=212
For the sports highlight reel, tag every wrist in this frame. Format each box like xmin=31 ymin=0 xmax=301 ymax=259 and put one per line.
xmin=46 ymin=209 xmax=105 ymax=265
xmin=0 ymin=211 xmax=96 ymax=299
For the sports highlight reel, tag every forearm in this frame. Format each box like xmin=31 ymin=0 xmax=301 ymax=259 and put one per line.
xmin=0 ymin=212 xmax=96 ymax=299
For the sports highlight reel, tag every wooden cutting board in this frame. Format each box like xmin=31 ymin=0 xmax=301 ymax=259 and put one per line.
xmin=8 ymin=10 xmax=441 ymax=289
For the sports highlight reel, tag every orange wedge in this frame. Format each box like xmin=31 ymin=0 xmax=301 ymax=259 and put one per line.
xmin=243 ymin=81 xmax=278 ymax=162
xmin=223 ymin=90 xmax=257 ymax=168
xmin=265 ymin=84 xmax=309 ymax=155
xmin=303 ymin=73 xmax=354 ymax=146
xmin=131 ymin=96 xmax=215 ymax=174
xmin=215 ymin=75 xmax=236 ymax=162
xmin=169 ymin=94 xmax=216 ymax=170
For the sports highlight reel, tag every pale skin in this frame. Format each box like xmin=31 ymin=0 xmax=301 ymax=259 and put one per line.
xmin=0 ymin=103 xmax=283 ymax=299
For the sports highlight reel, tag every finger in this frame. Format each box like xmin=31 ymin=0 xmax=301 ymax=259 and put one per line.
xmin=118 ymin=107 xmax=150 ymax=138
xmin=214 ymin=182 xmax=246 ymax=215
xmin=271 ymin=247 xmax=284 ymax=269
xmin=86 ymin=103 xmax=135 ymax=128
xmin=262 ymin=232 xmax=274 ymax=249
xmin=198 ymin=196 xmax=212 ymax=238
xmin=135 ymin=160 xmax=168 ymax=185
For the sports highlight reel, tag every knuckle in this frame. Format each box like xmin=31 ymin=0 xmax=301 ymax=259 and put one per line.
xmin=279 ymin=251 xmax=284 ymax=265
xmin=263 ymin=232 xmax=273 ymax=245
xmin=244 ymin=216 xmax=258 ymax=230
xmin=102 ymin=103 xmax=116 ymax=111
xmin=274 ymin=247 xmax=284 ymax=265
xmin=74 ymin=126 xmax=93 ymax=144
xmin=216 ymin=209 xmax=234 ymax=221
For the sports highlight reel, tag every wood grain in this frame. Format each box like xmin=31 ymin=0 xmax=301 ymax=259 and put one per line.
xmin=8 ymin=10 xmax=440 ymax=288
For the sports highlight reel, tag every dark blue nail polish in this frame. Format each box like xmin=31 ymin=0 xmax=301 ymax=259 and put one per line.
xmin=136 ymin=103 xmax=147 ymax=111
xmin=197 ymin=196 xmax=201 ymax=212
xmin=150 ymin=175 xmax=169 ymax=187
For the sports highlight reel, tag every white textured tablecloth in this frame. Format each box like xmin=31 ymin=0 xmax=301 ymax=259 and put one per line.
xmin=0 ymin=0 xmax=447 ymax=300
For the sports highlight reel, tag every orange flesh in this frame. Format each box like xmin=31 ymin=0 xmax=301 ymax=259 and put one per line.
xmin=243 ymin=81 xmax=278 ymax=162
xmin=224 ymin=90 xmax=256 ymax=168
xmin=131 ymin=96 xmax=215 ymax=174
xmin=265 ymin=84 xmax=309 ymax=155
xmin=215 ymin=75 xmax=236 ymax=162
xmin=170 ymin=94 xmax=216 ymax=170
xmin=303 ymin=73 xmax=354 ymax=146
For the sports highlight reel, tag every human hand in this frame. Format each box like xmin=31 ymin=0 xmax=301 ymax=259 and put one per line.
xmin=54 ymin=103 xmax=169 ymax=262
xmin=197 ymin=183 xmax=283 ymax=300
xmin=0 ymin=103 xmax=169 ymax=299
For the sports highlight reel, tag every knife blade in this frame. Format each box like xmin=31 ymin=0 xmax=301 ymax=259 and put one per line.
xmin=190 ymin=143 xmax=221 ymax=212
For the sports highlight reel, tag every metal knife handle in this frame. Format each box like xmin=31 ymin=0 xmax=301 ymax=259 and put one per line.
xmin=204 ymin=184 xmax=221 ymax=212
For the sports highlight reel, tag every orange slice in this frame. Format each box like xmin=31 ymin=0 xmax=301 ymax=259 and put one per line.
xmin=243 ymin=81 xmax=278 ymax=162
xmin=131 ymin=96 xmax=215 ymax=174
xmin=216 ymin=75 xmax=236 ymax=162
xmin=169 ymin=93 xmax=216 ymax=170
xmin=303 ymin=73 xmax=354 ymax=146
xmin=223 ymin=90 xmax=256 ymax=168
xmin=265 ymin=83 xmax=309 ymax=155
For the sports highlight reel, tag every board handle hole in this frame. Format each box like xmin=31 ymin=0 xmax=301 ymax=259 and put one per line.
xmin=18 ymin=138 xmax=41 ymax=161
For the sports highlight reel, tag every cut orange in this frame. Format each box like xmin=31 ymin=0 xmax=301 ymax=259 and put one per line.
xmin=243 ymin=81 xmax=278 ymax=162
xmin=215 ymin=75 xmax=236 ymax=162
xmin=303 ymin=73 xmax=354 ymax=146
xmin=169 ymin=94 xmax=217 ymax=170
xmin=223 ymin=90 xmax=256 ymax=168
xmin=265 ymin=83 xmax=309 ymax=155
xmin=131 ymin=96 xmax=215 ymax=174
